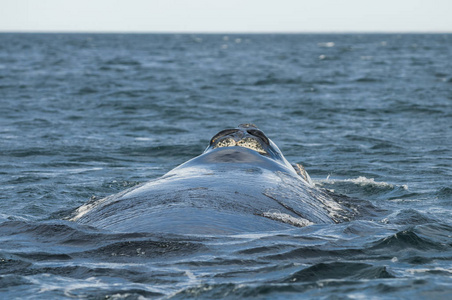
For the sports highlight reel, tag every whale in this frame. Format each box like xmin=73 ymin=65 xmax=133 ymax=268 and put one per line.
xmin=69 ymin=124 xmax=354 ymax=234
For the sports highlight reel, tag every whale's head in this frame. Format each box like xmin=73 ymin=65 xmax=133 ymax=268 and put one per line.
xmin=205 ymin=124 xmax=289 ymax=164
xmin=172 ymin=124 xmax=313 ymax=184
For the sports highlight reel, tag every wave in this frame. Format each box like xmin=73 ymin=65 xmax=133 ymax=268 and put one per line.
xmin=368 ymin=229 xmax=446 ymax=252
xmin=282 ymin=262 xmax=394 ymax=282
xmin=381 ymin=209 xmax=437 ymax=225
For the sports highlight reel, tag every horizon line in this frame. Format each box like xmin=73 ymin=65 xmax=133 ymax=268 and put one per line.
xmin=1 ymin=29 xmax=451 ymax=35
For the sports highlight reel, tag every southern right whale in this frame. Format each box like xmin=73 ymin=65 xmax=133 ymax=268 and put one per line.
xmin=69 ymin=124 xmax=361 ymax=234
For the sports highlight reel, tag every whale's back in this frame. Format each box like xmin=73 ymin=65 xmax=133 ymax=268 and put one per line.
xmin=70 ymin=159 xmax=350 ymax=234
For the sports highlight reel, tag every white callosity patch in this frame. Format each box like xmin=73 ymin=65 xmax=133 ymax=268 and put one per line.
xmin=237 ymin=137 xmax=266 ymax=154
xmin=213 ymin=137 xmax=266 ymax=154
xmin=214 ymin=137 xmax=236 ymax=148
xmin=263 ymin=209 xmax=313 ymax=227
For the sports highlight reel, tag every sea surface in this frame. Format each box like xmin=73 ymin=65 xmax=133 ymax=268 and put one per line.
xmin=0 ymin=33 xmax=451 ymax=299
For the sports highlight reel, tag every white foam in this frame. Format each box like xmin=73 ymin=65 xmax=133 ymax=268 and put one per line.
xmin=406 ymin=267 xmax=452 ymax=274
xmin=318 ymin=42 xmax=335 ymax=48
xmin=135 ymin=137 xmax=153 ymax=141
xmin=317 ymin=176 xmax=408 ymax=190
xmin=346 ymin=176 xmax=394 ymax=188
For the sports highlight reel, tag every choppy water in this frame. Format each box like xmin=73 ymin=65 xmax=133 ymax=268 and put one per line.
xmin=0 ymin=33 xmax=451 ymax=299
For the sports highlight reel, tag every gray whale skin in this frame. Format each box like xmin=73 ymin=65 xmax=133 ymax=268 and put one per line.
xmin=70 ymin=124 xmax=351 ymax=234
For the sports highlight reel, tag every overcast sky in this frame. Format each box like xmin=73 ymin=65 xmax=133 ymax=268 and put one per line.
xmin=1 ymin=0 xmax=451 ymax=33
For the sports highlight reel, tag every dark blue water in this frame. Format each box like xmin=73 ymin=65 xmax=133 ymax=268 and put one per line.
xmin=1 ymin=33 xmax=451 ymax=299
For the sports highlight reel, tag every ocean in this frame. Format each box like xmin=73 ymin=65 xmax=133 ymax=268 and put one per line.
xmin=0 ymin=33 xmax=451 ymax=299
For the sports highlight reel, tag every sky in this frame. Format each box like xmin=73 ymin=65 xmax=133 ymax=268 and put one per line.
xmin=0 ymin=0 xmax=451 ymax=33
